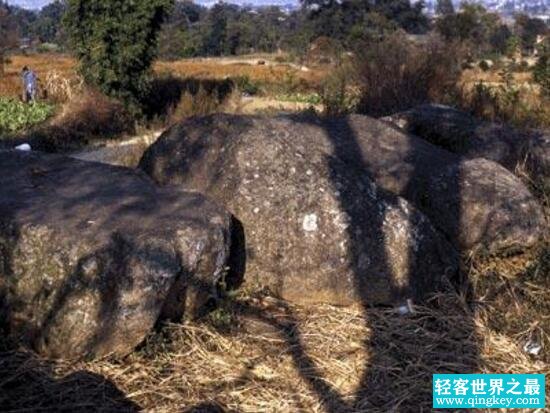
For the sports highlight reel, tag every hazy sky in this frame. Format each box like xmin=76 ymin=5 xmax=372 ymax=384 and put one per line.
xmin=8 ymin=0 xmax=53 ymax=9
xmin=8 ymin=0 xmax=301 ymax=9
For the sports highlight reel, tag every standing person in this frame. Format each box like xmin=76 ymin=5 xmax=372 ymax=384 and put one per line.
xmin=21 ymin=66 xmax=38 ymax=103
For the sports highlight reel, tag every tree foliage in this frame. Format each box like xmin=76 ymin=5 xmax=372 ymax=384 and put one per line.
xmin=32 ymin=1 xmax=67 ymax=45
xmin=435 ymin=3 xmax=508 ymax=56
xmin=158 ymin=2 xmax=295 ymax=58
xmin=0 ymin=1 xmax=19 ymax=76
xmin=64 ymin=0 xmax=173 ymax=112
xmin=435 ymin=0 xmax=454 ymax=16
xmin=533 ymin=39 xmax=550 ymax=97
xmin=514 ymin=14 xmax=548 ymax=54
xmin=5 ymin=1 xmax=68 ymax=48
xmin=301 ymin=0 xmax=430 ymax=46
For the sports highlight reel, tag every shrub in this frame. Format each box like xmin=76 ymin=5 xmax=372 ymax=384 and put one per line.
xmin=43 ymin=70 xmax=84 ymax=103
xmin=533 ymin=42 xmax=550 ymax=97
xmin=0 ymin=98 xmax=55 ymax=134
xmin=459 ymin=75 xmax=550 ymax=129
xmin=479 ymin=60 xmax=491 ymax=71
xmin=319 ymin=64 xmax=361 ymax=115
xmin=233 ymin=76 xmax=260 ymax=96
xmin=144 ymin=74 xmax=236 ymax=123
xmin=26 ymin=90 xmax=135 ymax=150
xmin=353 ymin=34 xmax=465 ymax=117
xmin=64 ymin=0 xmax=174 ymax=114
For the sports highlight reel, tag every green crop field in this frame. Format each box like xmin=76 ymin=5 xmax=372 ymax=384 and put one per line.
xmin=0 ymin=98 xmax=55 ymax=135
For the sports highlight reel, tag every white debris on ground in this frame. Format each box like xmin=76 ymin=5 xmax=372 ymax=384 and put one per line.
xmin=15 ymin=143 xmax=31 ymax=152
xmin=397 ymin=298 xmax=415 ymax=315
xmin=523 ymin=339 xmax=542 ymax=356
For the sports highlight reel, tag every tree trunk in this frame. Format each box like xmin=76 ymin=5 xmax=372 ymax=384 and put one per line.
xmin=0 ymin=52 xmax=5 ymax=78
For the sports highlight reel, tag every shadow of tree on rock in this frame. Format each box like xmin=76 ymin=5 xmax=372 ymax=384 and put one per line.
xmin=209 ymin=114 xmax=481 ymax=412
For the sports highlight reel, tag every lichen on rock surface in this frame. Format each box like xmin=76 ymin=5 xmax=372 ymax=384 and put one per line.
xmin=0 ymin=151 xmax=235 ymax=359
xmin=140 ymin=114 xmax=460 ymax=306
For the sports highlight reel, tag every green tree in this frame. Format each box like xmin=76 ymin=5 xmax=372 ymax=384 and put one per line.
xmin=64 ymin=0 xmax=173 ymax=113
xmin=0 ymin=1 xmax=18 ymax=77
xmin=31 ymin=1 xmax=67 ymax=45
xmin=533 ymin=40 xmax=550 ymax=97
xmin=489 ymin=24 xmax=512 ymax=55
xmin=202 ymin=3 xmax=234 ymax=56
xmin=158 ymin=0 xmax=205 ymax=59
xmin=436 ymin=0 xmax=454 ymax=16
xmin=436 ymin=3 xmax=503 ymax=56
xmin=514 ymin=14 xmax=548 ymax=54
xmin=300 ymin=0 xmax=429 ymax=47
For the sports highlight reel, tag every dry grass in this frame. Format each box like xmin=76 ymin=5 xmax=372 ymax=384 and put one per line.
xmin=0 ymin=54 xmax=323 ymax=100
xmin=0 ymin=54 xmax=324 ymax=145
xmin=460 ymin=66 xmax=535 ymax=88
xmin=11 ymin=89 xmax=135 ymax=151
xmin=1 ymin=241 xmax=548 ymax=412
xmin=456 ymin=65 xmax=550 ymax=129
xmin=0 ymin=54 xmax=76 ymax=98
xmin=155 ymin=59 xmax=325 ymax=94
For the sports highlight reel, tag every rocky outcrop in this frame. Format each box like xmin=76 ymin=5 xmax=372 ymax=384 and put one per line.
xmin=0 ymin=151 xmax=235 ymax=359
xmin=141 ymin=114 xmax=543 ymax=261
xmin=312 ymin=114 xmax=544 ymax=255
xmin=382 ymin=104 xmax=550 ymax=187
xmin=140 ymin=114 xmax=459 ymax=307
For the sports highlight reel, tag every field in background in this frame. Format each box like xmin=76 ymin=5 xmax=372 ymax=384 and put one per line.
xmin=156 ymin=56 xmax=326 ymax=92
xmin=0 ymin=54 xmax=76 ymax=98
xmin=1 ymin=53 xmax=324 ymax=100
xmin=0 ymin=53 xmax=325 ymax=146
xmin=1 ymin=53 xmax=547 ymax=138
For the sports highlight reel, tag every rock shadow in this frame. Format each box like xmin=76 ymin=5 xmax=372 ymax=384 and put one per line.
xmin=263 ymin=114 xmax=480 ymax=411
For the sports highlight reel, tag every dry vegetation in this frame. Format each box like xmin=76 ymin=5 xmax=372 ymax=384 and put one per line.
xmin=0 ymin=54 xmax=76 ymax=98
xmin=0 ymin=52 xmax=548 ymax=412
xmin=1 ymin=243 xmax=548 ymax=412
xmin=155 ymin=58 xmax=326 ymax=93
xmin=0 ymin=54 xmax=324 ymax=150
xmin=0 ymin=54 xmax=324 ymax=100
xmin=456 ymin=64 xmax=550 ymax=129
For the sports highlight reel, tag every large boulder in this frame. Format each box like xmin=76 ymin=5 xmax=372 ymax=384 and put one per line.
xmin=0 ymin=151 xmax=234 ymax=359
xmin=382 ymin=104 xmax=550 ymax=187
xmin=141 ymin=114 xmax=543 ymax=261
xmin=310 ymin=115 xmax=544 ymax=255
xmin=140 ymin=114 xmax=459 ymax=307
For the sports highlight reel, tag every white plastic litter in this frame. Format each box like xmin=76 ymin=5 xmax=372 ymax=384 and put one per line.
xmin=15 ymin=143 xmax=31 ymax=152
xmin=397 ymin=298 xmax=415 ymax=315
xmin=523 ymin=340 xmax=542 ymax=356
